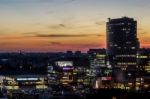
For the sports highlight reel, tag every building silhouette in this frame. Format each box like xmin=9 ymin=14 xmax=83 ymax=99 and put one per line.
xmin=106 ymin=17 xmax=140 ymax=73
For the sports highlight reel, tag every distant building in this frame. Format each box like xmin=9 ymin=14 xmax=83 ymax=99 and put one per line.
xmin=137 ymin=48 xmax=150 ymax=75
xmin=66 ymin=51 xmax=73 ymax=56
xmin=136 ymin=48 xmax=150 ymax=89
xmin=88 ymin=49 xmax=112 ymax=88
xmin=75 ymin=51 xmax=82 ymax=56
xmin=88 ymin=49 xmax=107 ymax=76
xmin=47 ymin=52 xmax=90 ymax=86
xmin=0 ymin=53 xmax=50 ymax=90
xmin=88 ymin=49 xmax=106 ymax=67
xmin=106 ymin=17 xmax=139 ymax=72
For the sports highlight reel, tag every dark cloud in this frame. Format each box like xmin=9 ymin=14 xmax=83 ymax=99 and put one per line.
xmin=140 ymin=31 xmax=148 ymax=34
xmin=59 ymin=24 xmax=66 ymax=27
xmin=23 ymin=31 xmax=103 ymax=38
xmin=48 ymin=24 xmax=66 ymax=29
xmin=49 ymin=42 xmax=101 ymax=48
xmin=48 ymin=23 xmax=104 ymax=29
xmin=95 ymin=21 xmax=105 ymax=26
xmin=96 ymin=34 xmax=104 ymax=37
xmin=35 ymin=34 xmax=103 ymax=38
xmin=50 ymin=42 xmax=62 ymax=45
xmin=23 ymin=32 xmax=39 ymax=35
xmin=35 ymin=34 xmax=88 ymax=37
xmin=46 ymin=16 xmax=74 ymax=29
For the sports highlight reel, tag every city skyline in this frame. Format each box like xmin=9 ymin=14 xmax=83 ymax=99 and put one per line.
xmin=0 ymin=0 xmax=150 ymax=52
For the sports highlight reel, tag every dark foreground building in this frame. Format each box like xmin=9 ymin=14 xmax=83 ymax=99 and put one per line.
xmin=106 ymin=17 xmax=139 ymax=72
xmin=106 ymin=17 xmax=140 ymax=89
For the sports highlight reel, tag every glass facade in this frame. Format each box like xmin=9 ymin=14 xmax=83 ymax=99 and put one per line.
xmin=106 ymin=17 xmax=139 ymax=72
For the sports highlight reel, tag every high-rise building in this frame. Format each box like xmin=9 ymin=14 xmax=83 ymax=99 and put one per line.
xmin=106 ymin=17 xmax=139 ymax=72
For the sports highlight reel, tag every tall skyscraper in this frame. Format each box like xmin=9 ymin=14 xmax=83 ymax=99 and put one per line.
xmin=106 ymin=17 xmax=139 ymax=72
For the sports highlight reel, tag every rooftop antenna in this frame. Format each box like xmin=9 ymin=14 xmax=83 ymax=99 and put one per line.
xmin=108 ymin=18 xmax=111 ymax=21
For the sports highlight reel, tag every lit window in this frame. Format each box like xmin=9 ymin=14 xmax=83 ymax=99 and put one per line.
xmin=131 ymin=47 xmax=135 ymax=49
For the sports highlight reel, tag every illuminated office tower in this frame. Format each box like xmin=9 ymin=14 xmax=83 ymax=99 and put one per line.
xmin=106 ymin=17 xmax=139 ymax=72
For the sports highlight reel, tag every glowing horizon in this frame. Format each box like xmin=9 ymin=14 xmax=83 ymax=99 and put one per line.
xmin=0 ymin=0 xmax=150 ymax=52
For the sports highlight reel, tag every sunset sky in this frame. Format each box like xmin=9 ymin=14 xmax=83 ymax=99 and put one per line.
xmin=0 ymin=0 xmax=150 ymax=52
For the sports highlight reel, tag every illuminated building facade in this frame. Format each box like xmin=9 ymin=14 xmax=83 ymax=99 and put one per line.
xmin=56 ymin=61 xmax=74 ymax=85
xmin=88 ymin=49 xmax=106 ymax=67
xmin=88 ymin=49 xmax=106 ymax=77
xmin=137 ymin=48 xmax=150 ymax=75
xmin=47 ymin=64 xmax=59 ymax=85
xmin=0 ymin=75 xmax=47 ymax=90
xmin=47 ymin=61 xmax=90 ymax=86
xmin=47 ymin=52 xmax=90 ymax=86
xmin=88 ymin=49 xmax=113 ymax=88
xmin=106 ymin=17 xmax=139 ymax=72
xmin=136 ymin=48 xmax=150 ymax=90
xmin=47 ymin=61 xmax=74 ymax=85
